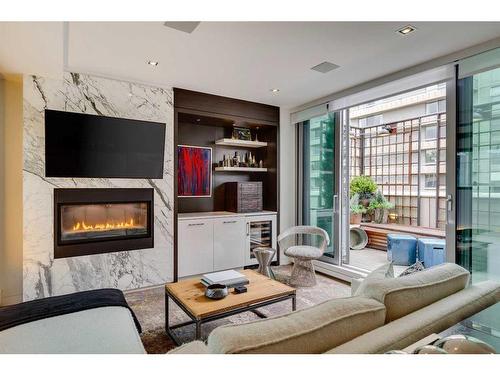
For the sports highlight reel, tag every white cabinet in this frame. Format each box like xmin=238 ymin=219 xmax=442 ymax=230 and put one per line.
xmin=245 ymin=214 xmax=277 ymax=266
xmin=178 ymin=212 xmax=277 ymax=277
xmin=178 ymin=219 xmax=214 ymax=277
xmin=213 ymin=217 xmax=245 ymax=271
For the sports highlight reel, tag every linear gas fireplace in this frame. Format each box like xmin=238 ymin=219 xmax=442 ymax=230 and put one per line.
xmin=54 ymin=188 xmax=154 ymax=259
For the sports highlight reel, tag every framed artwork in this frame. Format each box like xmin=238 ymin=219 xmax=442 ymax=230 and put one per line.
xmin=177 ymin=145 xmax=212 ymax=197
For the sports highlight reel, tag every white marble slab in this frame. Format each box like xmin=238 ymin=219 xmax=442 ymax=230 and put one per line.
xmin=22 ymin=73 xmax=174 ymax=301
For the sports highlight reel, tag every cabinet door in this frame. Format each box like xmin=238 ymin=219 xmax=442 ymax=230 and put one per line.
xmin=213 ymin=217 xmax=245 ymax=271
xmin=178 ymin=219 xmax=214 ymax=277
xmin=245 ymin=214 xmax=277 ymax=266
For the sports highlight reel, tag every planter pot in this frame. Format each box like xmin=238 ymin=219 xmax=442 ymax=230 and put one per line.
xmin=373 ymin=208 xmax=389 ymax=224
xmin=350 ymin=213 xmax=362 ymax=225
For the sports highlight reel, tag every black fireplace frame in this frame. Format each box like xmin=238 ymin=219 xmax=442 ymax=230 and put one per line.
xmin=54 ymin=188 xmax=154 ymax=259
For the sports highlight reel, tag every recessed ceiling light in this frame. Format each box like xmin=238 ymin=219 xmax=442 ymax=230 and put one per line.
xmin=397 ymin=25 xmax=417 ymax=35
xmin=270 ymin=88 xmax=280 ymax=93
xmin=147 ymin=60 xmax=159 ymax=66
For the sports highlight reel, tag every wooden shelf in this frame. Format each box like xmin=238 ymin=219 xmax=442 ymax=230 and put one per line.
xmin=214 ymin=167 xmax=268 ymax=172
xmin=215 ymin=138 xmax=267 ymax=148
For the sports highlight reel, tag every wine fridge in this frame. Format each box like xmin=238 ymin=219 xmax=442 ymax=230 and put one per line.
xmin=245 ymin=214 xmax=277 ymax=266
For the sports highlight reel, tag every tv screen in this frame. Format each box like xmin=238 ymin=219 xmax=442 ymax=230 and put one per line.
xmin=45 ymin=110 xmax=166 ymax=178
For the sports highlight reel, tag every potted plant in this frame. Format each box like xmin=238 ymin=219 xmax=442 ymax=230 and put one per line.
xmin=368 ymin=190 xmax=394 ymax=224
xmin=350 ymin=176 xmax=378 ymax=208
xmin=350 ymin=193 xmax=367 ymax=225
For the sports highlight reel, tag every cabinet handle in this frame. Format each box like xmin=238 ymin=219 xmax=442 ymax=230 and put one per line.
xmin=246 ymin=222 xmax=250 ymax=236
xmin=188 ymin=223 xmax=204 ymax=226
xmin=223 ymin=220 xmax=237 ymax=224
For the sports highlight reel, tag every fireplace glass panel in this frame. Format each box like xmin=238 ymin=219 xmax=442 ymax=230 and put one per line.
xmin=60 ymin=202 xmax=148 ymax=243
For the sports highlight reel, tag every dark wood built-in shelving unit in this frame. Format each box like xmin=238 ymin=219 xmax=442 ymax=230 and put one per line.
xmin=173 ymin=88 xmax=280 ymax=280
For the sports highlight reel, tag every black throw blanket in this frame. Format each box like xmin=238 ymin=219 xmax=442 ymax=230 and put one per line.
xmin=0 ymin=288 xmax=142 ymax=333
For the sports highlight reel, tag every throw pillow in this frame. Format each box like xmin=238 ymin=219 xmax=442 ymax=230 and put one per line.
xmin=353 ymin=262 xmax=394 ymax=296
xmin=398 ymin=260 xmax=425 ymax=277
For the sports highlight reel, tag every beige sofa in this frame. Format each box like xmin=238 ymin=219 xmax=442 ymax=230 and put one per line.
xmin=168 ymin=263 xmax=500 ymax=354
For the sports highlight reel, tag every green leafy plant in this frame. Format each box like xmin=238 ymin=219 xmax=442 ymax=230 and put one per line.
xmin=367 ymin=190 xmax=394 ymax=211
xmin=350 ymin=175 xmax=378 ymax=199
xmin=350 ymin=193 xmax=367 ymax=214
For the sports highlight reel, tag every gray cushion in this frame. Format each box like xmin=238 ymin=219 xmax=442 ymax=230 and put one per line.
xmin=284 ymin=245 xmax=323 ymax=259
xmin=398 ymin=260 xmax=425 ymax=277
xmin=354 ymin=263 xmax=470 ymax=322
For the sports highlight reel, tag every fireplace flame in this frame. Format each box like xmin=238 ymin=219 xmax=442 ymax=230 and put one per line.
xmin=72 ymin=218 xmax=137 ymax=232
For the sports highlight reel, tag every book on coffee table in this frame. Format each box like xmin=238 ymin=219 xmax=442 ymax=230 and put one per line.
xmin=201 ymin=270 xmax=249 ymax=288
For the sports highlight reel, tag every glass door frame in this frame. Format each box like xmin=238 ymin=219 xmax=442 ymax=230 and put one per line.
xmin=445 ymin=67 xmax=457 ymax=263
xmin=297 ymin=111 xmax=341 ymax=265
xmin=297 ymin=69 xmax=458 ymax=278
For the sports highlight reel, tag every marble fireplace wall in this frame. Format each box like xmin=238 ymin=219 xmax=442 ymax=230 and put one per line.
xmin=23 ymin=73 xmax=174 ymax=301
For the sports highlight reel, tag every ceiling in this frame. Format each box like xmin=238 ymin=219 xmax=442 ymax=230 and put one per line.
xmin=2 ymin=22 xmax=500 ymax=108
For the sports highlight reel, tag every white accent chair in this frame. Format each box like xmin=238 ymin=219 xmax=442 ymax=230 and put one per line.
xmin=278 ymin=225 xmax=330 ymax=287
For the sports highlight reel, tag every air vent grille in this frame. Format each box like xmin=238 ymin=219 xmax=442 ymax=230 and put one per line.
xmin=311 ymin=61 xmax=340 ymax=73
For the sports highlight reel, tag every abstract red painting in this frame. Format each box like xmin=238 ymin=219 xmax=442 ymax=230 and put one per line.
xmin=178 ymin=145 xmax=212 ymax=197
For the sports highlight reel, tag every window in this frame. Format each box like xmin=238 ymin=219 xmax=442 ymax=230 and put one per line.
xmin=424 ymin=174 xmax=437 ymax=189
xmin=422 ymin=125 xmax=438 ymax=140
xmin=359 ymin=114 xmax=384 ymax=127
xmin=424 ymin=149 xmax=437 ymax=164
xmin=490 ymin=85 xmax=500 ymax=98
xmin=438 ymin=99 xmax=446 ymax=113
xmin=311 ymin=161 xmax=320 ymax=170
xmin=426 ymin=101 xmax=438 ymax=114
xmin=426 ymin=99 xmax=446 ymax=114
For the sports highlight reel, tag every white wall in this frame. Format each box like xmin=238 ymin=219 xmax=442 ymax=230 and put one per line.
xmin=279 ymin=107 xmax=295 ymax=265
xmin=0 ymin=76 xmax=24 ymax=305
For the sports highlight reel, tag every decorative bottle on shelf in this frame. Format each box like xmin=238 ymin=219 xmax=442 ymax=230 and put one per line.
xmin=259 ymin=160 xmax=263 ymax=168
xmin=233 ymin=152 xmax=239 ymax=168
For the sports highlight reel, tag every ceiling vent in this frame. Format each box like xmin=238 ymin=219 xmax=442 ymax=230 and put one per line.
xmin=311 ymin=61 xmax=340 ymax=74
xmin=164 ymin=22 xmax=201 ymax=34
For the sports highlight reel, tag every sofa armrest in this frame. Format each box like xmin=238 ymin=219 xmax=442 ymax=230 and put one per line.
xmin=167 ymin=341 xmax=210 ymax=354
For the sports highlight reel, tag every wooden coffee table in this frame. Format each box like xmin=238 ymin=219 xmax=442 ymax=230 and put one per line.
xmin=165 ymin=269 xmax=296 ymax=344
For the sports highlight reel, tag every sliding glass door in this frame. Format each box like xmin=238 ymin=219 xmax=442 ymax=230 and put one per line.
xmin=457 ymin=60 xmax=500 ymax=283
xmin=299 ymin=112 xmax=338 ymax=263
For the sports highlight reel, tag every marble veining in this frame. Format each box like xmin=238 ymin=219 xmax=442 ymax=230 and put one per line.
xmin=23 ymin=72 xmax=174 ymax=301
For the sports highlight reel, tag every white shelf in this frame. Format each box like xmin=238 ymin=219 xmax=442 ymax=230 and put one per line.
xmin=214 ymin=166 xmax=268 ymax=172
xmin=215 ymin=138 xmax=267 ymax=148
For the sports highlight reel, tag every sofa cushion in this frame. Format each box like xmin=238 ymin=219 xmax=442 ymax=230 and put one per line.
xmin=167 ymin=341 xmax=210 ymax=354
xmin=0 ymin=306 xmax=146 ymax=354
xmin=327 ymin=280 xmax=500 ymax=354
xmin=354 ymin=263 xmax=470 ymax=322
xmin=207 ymin=296 xmax=385 ymax=354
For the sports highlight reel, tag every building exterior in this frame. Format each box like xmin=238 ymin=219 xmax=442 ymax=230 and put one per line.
xmin=305 ymin=84 xmax=447 ymax=231
xmin=348 ymin=83 xmax=447 ymax=229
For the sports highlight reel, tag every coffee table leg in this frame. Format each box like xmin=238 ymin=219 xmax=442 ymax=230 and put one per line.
xmin=292 ymin=295 xmax=297 ymax=311
xmin=165 ymin=291 xmax=170 ymax=331
xmin=195 ymin=320 xmax=202 ymax=340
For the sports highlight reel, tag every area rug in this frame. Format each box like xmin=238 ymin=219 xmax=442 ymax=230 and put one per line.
xmin=125 ymin=266 xmax=350 ymax=354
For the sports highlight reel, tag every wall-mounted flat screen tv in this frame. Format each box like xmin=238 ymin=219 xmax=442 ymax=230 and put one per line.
xmin=45 ymin=110 xmax=166 ymax=179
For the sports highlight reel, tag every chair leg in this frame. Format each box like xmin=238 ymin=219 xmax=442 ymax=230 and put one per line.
xmin=290 ymin=258 xmax=317 ymax=287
